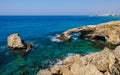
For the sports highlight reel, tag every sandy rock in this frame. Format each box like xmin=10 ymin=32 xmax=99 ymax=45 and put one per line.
xmin=82 ymin=48 xmax=115 ymax=72
xmin=57 ymin=20 xmax=120 ymax=45
xmin=7 ymin=33 xmax=32 ymax=54
xmin=113 ymin=46 xmax=120 ymax=63
xmin=8 ymin=33 xmax=24 ymax=48
xmin=63 ymin=54 xmax=83 ymax=65
xmin=73 ymin=54 xmax=83 ymax=66
xmin=70 ymin=63 xmax=81 ymax=75
xmin=50 ymin=65 xmax=62 ymax=74
xmin=104 ymin=71 xmax=111 ymax=75
xmin=71 ymin=64 xmax=103 ymax=75
xmin=110 ymin=46 xmax=120 ymax=75
xmin=37 ymin=46 xmax=120 ymax=75
xmin=63 ymin=56 xmax=74 ymax=65
xmin=62 ymin=65 xmax=71 ymax=75
xmin=37 ymin=69 xmax=52 ymax=75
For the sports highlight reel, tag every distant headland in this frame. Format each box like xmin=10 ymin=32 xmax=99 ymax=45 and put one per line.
xmin=96 ymin=14 xmax=120 ymax=17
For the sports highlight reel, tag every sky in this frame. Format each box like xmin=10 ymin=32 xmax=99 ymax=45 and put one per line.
xmin=0 ymin=0 xmax=120 ymax=15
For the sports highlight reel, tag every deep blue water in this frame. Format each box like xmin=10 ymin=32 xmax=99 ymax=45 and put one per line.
xmin=0 ymin=16 xmax=120 ymax=75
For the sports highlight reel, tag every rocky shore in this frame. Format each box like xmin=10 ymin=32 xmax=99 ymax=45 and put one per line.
xmin=37 ymin=46 xmax=120 ymax=75
xmin=37 ymin=21 xmax=120 ymax=75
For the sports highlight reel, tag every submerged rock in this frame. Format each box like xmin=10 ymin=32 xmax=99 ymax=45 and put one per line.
xmin=37 ymin=46 xmax=120 ymax=75
xmin=7 ymin=33 xmax=32 ymax=54
xmin=57 ymin=21 xmax=120 ymax=46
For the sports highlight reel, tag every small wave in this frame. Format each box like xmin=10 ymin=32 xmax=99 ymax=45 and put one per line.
xmin=0 ymin=45 xmax=7 ymax=49
xmin=0 ymin=45 xmax=8 ymax=52
xmin=67 ymin=53 xmax=75 ymax=56
xmin=72 ymin=37 xmax=78 ymax=40
xmin=25 ymin=40 xmax=39 ymax=47
xmin=87 ymin=25 xmax=96 ymax=27
xmin=56 ymin=60 xmax=63 ymax=65
xmin=51 ymin=34 xmax=63 ymax=42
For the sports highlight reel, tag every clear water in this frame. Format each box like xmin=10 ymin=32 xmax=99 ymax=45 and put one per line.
xmin=0 ymin=16 xmax=120 ymax=75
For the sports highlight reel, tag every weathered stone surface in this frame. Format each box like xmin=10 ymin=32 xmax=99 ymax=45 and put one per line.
xmin=82 ymin=48 xmax=115 ymax=72
xmin=63 ymin=56 xmax=74 ymax=65
xmin=113 ymin=46 xmax=120 ymax=63
xmin=50 ymin=65 xmax=62 ymax=74
xmin=8 ymin=33 xmax=24 ymax=48
xmin=37 ymin=69 xmax=52 ymax=75
xmin=7 ymin=33 xmax=32 ymax=54
xmin=37 ymin=46 xmax=120 ymax=75
xmin=71 ymin=64 xmax=103 ymax=75
xmin=37 ymin=21 xmax=120 ymax=75
xmin=104 ymin=71 xmax=111 ymax=75
xmin=57 ymin=21 xmax=120 ymax=45
xmin=63 ymin=54 xmax=83 ymax=67
xmin=62 ymin=65 xmax=71 ymax=75
xmin=111 ymin=46 xmax=120 ymax=75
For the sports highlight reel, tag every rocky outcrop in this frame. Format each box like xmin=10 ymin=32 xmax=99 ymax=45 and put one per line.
xmin=37 ymin=21 xmax=120 ymax=75
xmin=57 ymin=21 xmax=120 ymax=46
xmin=8 ymin=34 xmax=24 ymax=48
xmin=37 ymin=69 xmax=52 ymax=75
xmin=7 ymin=33 xmax=32 ymax=53
xmin=37 ymin=46 xmax=120 ymax=75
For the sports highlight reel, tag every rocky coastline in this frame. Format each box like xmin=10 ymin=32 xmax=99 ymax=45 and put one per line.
xmin=37 ymin=46 xmax=120 ymax=75
xmin=57 ymin=21 xmax=120 ymax=47
xmin=37 ymin=21 xmax=120 ymax=75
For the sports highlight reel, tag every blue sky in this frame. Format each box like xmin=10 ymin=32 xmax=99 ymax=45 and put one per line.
xmin=0 ymin=0 xmax=120 ymax=15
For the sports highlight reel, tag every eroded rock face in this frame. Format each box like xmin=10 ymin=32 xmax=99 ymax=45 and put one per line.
xmin=37 ymin=21 xmax=120 ymax=75
xmin=37 ymin=69 xmax=52 ymax=75
xmin=57 ymin=21 xmax=120 ymax=46
xmin=37 ymin=46 xmax=120 ymax=75
xmin=8 ymin=33 xmax=24 ymax=48
xmin=71 ymin=64 xmax=104 ymax=75
xmin=7 ymin=33 xmax=32 ymax=54
xmin=81 ymin=48 xmax=115 ymax=71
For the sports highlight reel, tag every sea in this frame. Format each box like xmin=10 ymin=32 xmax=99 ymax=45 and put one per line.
xmin=0 ymin=16 xmax=120 ymax=75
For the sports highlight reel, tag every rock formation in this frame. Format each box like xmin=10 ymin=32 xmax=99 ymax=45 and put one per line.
xmin=56 ymin=21 xmax=120 ymax=46
xmin=8 ymin=34 xmax=24 ymax=48
xmin=37 ymin=20 xmax=120 ymax=75
xmin=37 ymin=46 xmax=120 ymax=75
xmin=7 ymin=33 xmax=32 ymax=53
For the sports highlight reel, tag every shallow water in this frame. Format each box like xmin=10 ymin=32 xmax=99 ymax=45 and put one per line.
xmin=0 ymin=36 xmax=103 ymax=75
xmin=0 ymin=16 xmax=120 ymax=75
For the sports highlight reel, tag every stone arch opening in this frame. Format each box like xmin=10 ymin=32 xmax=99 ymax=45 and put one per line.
xmin=93 ymin=35 xmax=106 ymax=42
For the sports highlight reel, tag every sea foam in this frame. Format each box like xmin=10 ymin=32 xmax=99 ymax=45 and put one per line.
xmin=51 ymin=34 xmax=63 ymax=42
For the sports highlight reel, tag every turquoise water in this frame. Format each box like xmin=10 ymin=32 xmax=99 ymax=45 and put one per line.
xmin=0 ymin=16 xmax=120 ymax=75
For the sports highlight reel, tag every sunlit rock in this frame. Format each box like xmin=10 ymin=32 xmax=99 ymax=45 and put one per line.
xmin=57 ymin=21 xmax=120 ymax=46
xmin=7 ymin=33 xmax=32 ymax=54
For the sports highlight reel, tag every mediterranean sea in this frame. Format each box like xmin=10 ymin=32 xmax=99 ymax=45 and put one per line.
xmin=0 ymin=16 xmax=120 ymax=75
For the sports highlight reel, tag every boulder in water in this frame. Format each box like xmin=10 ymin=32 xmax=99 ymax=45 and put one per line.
xmin=8 ymin=33 xmax=24 ymax=48
xmin=7 ymin=33 xmax=32 ymax=53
